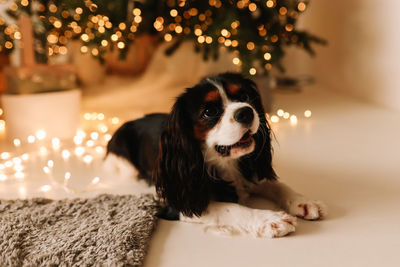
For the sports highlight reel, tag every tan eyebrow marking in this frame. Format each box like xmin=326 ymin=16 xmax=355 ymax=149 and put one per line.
xmin=227 ymin=84 xmax=241 ymax=94
xmin=204 ymin=90 xmax=220 ymax=102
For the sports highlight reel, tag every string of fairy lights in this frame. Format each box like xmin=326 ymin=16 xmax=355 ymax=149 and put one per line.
xmin=0 ymin=108 xmax=312 ymax=196
xmin=0 ymin=0 xmax=324 ymax=75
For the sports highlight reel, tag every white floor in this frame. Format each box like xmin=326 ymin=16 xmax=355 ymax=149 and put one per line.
xmin=1 ymin=77 xmax=400 ymax=267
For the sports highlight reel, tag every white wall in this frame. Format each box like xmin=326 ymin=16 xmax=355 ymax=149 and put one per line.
xmin=284 ymin=0 xmax=400 ymax=111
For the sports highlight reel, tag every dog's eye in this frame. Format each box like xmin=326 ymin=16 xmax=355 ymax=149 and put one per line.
xmin=240 ymin=93 xmax=250 ymax=102
xmin=202 ymin=107 xmax=219 ymax=118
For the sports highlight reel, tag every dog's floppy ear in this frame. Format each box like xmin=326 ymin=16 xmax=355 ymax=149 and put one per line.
xmin=154 ymin=96 xmax=211 ymax=217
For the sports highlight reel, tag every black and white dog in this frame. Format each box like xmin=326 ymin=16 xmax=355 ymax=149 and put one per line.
xmin=106 ymin=73 xmax=327 ymax=238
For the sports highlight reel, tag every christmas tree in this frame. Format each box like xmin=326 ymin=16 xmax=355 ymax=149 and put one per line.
xmin=0 ymin=0 xmax=325 ymax=75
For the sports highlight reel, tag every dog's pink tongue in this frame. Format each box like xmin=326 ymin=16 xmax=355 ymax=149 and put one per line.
xmin=239 ymin=132 xmax=251 ymax=143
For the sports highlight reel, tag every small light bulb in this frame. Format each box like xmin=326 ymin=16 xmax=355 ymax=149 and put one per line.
xmin=90 ymin=132 xmax=99 ymax=140
xmin=111 ymin=117 xmax=120 ymax=124
xmin=36 ymin=130 xmax=47 ymax=140
xmin=283 ymin=112 xmax=290 ymax=119
xmin=0 ymin=174 xmax=7 ymax=181
xmin=52 ymin=138 xmax=61 ymax=150
xmin=15 ymin=172 xmax=25 ymax=179
xmin=12 ymin=157 xmax=22 ymax=165
xmin=28 ymin=135 xmax=36 ymax=143
xmin=1 ymin=152 xmax=10 ymax=160
xmin=290 ymin=115 xmax=298 ymax=125
xmin=5 ymin=161 xmax=13 ymax=167
xmin=95 ymin=146 xmax=104 ymax=154
xmin=13 ymin=139 xmax=21 ymax=147
xmin=270 ymin=115 xmax=279 ymax=123
xmin=86 ymin=140 xmax=95 ymax=147
xmin=83 ymin=155 xmax=93 ymax=164
xmin=104 ymin=134 xmax=112 ymax=142
xmin=39 ymin=146 xmax=47 ymax=156
xmin=21 ymin=153 xmax=29 ymax=161
xmin=304 ymin=110 xmax=312 ymax=118
xmin=64 ymin=172 xmax=71 ymax=180
xmin=43 ymin=166 xmax=51 ymax=174
xmin=47 ymin=160 xmax=54 ymax=168
xmin=62 ymin=150 xmax=70 ymax=159
xmin=41 ymin=185 xmax=51 ymax=192
xmin=75 ymin=147 xmax=85 ymax=157
xmin=277 ymin=109 xmax=284 ymax=117
xmin=92 ymin=177 xmax=100 ymax=184
xmin=74 ymin=136 xmax=83 ymax=145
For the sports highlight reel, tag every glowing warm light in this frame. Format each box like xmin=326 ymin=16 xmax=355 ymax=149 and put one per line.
xmin=264 ymin=52 xmax=272 ymax=61
xmin=247 ymin=42 xmax=255 ymax=50
xmin=64 ymin=172 xmax=71 ymax=180
xmin=43 ymin=166 xmax=51 ymax=174
xmin=95 ymin=146 xmax=104 ymax=154
xmin=83 ymin=155 xmax=93 ymax=164
xmin=233 ymin=57 xmax=240 ymax=65
xmin=170 ymin=9 xmax=178 ymax=17
xmin=62 ymin=150 xmax=71 ymax=159
xmin=111 ymin=34 xmax=118 ymax=41
xmin=111 ymin=117 xmax=120 ymax=124
xmin=117 ymin=42 xmax=125 ymax=49
xmin=99 ymin=125 xmax=108 ymax=133
xmin=164 ymin=33 xmax=172 ymax=42
xmin=97 ymin=113 xmax=105 ymax=120
xmin=249 ymin=68 xmax=257 ymax=75
xmin=266 ymin=0 xmax=274 ymax=8
xmin=12 ymin=157 xmax=22 ymax=165
xmin=75 ymin=147 xmax=85 ymax=157
xmin=86 ymin=140 xmax=95 ymax=147
xmin=5 ymin=161 xmax=12 ymax=167
xmin=270 ymin=115 xmax=280 ymax=123
xmin=14 ymin=165 xmax=23 ymax=172
xmin=0 ymin=108 xmax=3 ymax=115
xmin=0 ymin=164 xmax=4 ymax=170
xmin=104 ymin=134 xmax=112 ymax=142
xmin=0 ymin=174 xmax=7 ymax=181
xmin=47 ymin=160 xmax=54 ymax=168
xmin=290 ymin=115 xmax=298 ymax=125
xmin=36 ymin=130 xmax=47 ymax=140
xmin=90 ymin=132 xmax=99 ymax=140
xmin=77 ymin=130 xmax=86 ymax=138
xmin=197 ymin=36 xmax=205 ymax=43
xmin=15 ymin=172 xmax=25 ymax=179
xmin=249 ymin=3 xmax=257 ymax=12
xmin=133 ymin=8 xmax=141 ymax=16
xmin=283 ymin=112 xmax=290 ymax=119
xmin=92 ymin=177 xmax=100 ymax=184
xmin=81 ymin=34 xmax=89 ymax=42
xmin=28 ymin=135 xmax=36 ymax=143
xmin=277 ymin=109 xmax=284 ymax=117
xmin=39 ymin=146 xmax=47 ymax=156
xmin=41 ymin=185 xmax=51 ymax=192
xmin=0 ymin=120 xmax=5 ymax=130
xmin=298 ymin=2 xmax=307 ymax=11
xmin=80 ymin=46 xmax=88 ymax=53
xmin=19 ymin=186 xmax=26 ymax=195
xmin=194 ymin=29 xmax=202 ymax=36
xmin=304 ymin=110 xmax=312 ymax=118
xmin=52 ymin=138 xmax=61 ymax=150
xmin=22 ymin=153 xmax=29 ymax=161
xmin=74 ymin=136 xmax=83 ymax=145
xmin=1 ymin=152 xmax=10 ymax=160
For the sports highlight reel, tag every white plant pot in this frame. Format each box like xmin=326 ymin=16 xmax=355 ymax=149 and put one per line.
xmin=1 ymin=89 xmax=81 ymax=140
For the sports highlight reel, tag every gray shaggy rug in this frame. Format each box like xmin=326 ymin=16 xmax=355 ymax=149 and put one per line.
xmin=0 ymin=194 xmax=159 ymax=267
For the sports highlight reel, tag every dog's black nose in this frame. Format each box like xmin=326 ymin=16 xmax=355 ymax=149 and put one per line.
xmin=234 ymin=107 xmax=254 ymax=125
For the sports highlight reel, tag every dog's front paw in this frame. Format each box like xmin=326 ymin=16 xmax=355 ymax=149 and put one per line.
xmin=288 ymin=198 xmax=327 ymax=220
xmin=257 ymin=211 xmax=297 ymax=238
